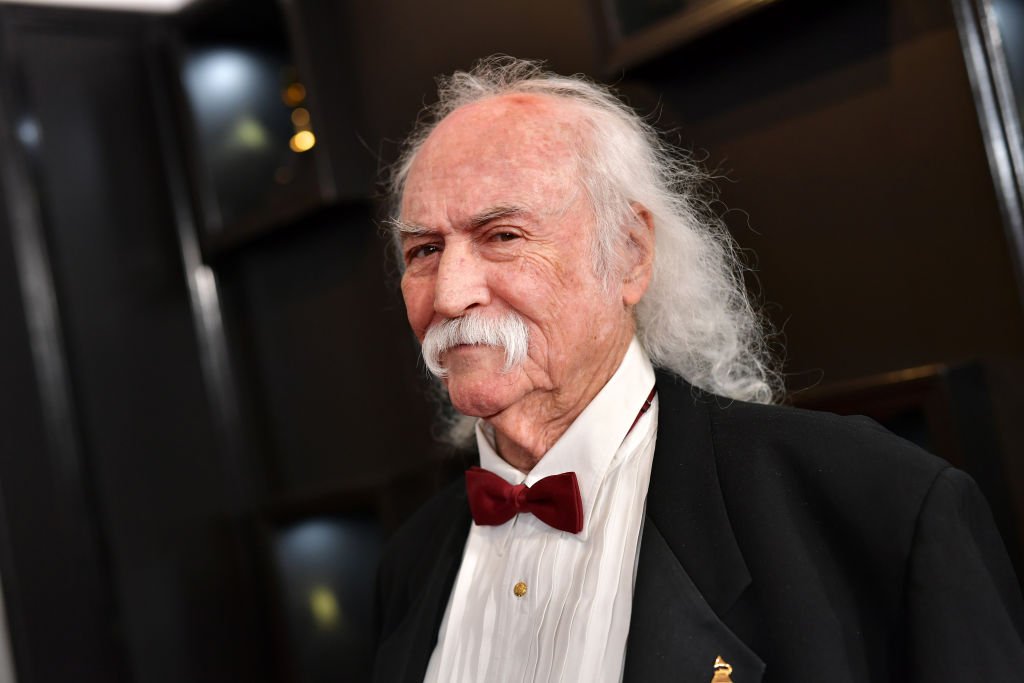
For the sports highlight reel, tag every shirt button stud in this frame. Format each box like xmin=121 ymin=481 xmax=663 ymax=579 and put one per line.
xmin=513 ymin=581 xmax=527 ymax=598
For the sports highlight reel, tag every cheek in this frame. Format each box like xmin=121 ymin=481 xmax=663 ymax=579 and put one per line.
xmin=508 ymin=252 xmax=574 ymax=297
xmin=401 ymin=277 xmax=434 ymax=339
xmin=514 ymin=263 xmax=618 ymax=335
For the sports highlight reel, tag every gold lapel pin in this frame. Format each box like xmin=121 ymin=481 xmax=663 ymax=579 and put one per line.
xmin=710 ymin=655 xmax=734 ymax=683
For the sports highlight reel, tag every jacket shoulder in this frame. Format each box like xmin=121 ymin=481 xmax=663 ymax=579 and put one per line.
xmin=697 ymin=394 xmax=953 ymax=566
xmin=701 ymin=392 xmax=949 ymax=485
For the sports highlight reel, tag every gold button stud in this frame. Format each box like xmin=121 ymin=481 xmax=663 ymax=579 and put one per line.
xmin=513 ymin=581 xmax=527 ymax=598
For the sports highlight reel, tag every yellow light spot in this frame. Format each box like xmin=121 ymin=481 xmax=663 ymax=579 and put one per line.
xmin=291 ymin=107 xmax=310 ymax=128
xmin=231 ymin=117 xmax=268 ymax=150
xmin=309 ymin=585 xmax=340 ymax=630
xmin=283 ymin=82 xmax=306 ymax=106
xmin=289 ymin=130 xmax=316 ymax=153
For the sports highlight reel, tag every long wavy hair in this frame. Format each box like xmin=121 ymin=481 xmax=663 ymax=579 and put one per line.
xmin=388 ymin=57 xmax=781 ymax=445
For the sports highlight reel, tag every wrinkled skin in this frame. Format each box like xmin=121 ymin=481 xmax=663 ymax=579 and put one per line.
xmin=399 ymin=94 xmax=654 ymax=471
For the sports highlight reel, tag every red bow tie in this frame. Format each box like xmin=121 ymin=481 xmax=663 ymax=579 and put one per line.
xmin=465 ymin=467 xmax=584 ymax=534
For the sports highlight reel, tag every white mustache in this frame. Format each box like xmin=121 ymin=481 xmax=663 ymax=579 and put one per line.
xmin=421 ymin=311 xmax=530 ymax=378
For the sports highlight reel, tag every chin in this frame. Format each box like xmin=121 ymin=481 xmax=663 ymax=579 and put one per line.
xmin=445 ymin=369 xmax=524 ymax=418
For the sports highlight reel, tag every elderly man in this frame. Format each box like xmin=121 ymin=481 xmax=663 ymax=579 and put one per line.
xmin=373 ymin=58 xmax=1024 ymax=682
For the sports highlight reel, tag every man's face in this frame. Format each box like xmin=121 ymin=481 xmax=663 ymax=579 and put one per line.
xmin=399 ymin=94 xmax=636 ymax=420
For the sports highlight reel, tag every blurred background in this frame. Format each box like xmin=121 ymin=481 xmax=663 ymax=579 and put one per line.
xmin=0 ymin=0 xmax=1022 ymax=680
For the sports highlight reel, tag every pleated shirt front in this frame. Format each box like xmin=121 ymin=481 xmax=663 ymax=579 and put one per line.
xmin=423 ymin=338 xmax=659 ymax=683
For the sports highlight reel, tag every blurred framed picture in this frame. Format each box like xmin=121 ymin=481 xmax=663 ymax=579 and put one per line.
xmin=265 ymin=512 xmax=383 ymax=683
xmin=596 ymin=0 xmax=780 ymax=72
xmin=167 ymin=0 xmax=336 ymax=258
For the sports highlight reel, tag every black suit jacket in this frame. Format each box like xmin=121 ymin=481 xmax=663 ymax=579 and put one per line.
xmin=374 ymin=372 xmax=1024 ymax=682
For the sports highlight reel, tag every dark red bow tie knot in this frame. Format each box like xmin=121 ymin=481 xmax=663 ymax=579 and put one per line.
xmin=465 ymin=466 xmax=584 ymax=534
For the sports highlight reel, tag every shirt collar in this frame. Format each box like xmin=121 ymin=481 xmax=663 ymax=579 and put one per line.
xmin=475 ymin=337 xmax=656 ymax=540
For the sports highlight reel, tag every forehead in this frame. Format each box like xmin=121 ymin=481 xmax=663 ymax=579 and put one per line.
xmin=401 ymin=94 xmax=584 ymax=223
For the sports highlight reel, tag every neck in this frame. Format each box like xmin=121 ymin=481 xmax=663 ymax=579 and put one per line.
xmin=488 ymin=333 xmax=633 ymax=473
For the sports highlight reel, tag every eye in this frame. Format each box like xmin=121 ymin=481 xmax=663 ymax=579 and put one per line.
xmin=407 ymin=243 xmax=441 ymax=261
xmin=491 ymin=231 xmax=520 ymax=242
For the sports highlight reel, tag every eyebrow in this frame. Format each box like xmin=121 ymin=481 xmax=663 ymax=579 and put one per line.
xmin=466 ymin=205 xmax=530 ymax=230
xmin=393 ymin=205 xmax=531 ymax=238
xmin=390 ymin=219 xmax=439 ymax=242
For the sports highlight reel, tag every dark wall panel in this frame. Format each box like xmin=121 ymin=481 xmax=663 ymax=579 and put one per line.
xmin=3 ymin=10 xmax=272 ymax=683
xmin=621 ymin=0 xmax=1024 ymax=387
xmin=0 ymin=110 xmax=123 ymax=683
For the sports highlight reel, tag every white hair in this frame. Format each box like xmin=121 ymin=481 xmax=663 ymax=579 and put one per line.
xmin=422 ymin=310 xmax=530 ymax=378
xmin=388 ymin=57 xmax=781 ymax=445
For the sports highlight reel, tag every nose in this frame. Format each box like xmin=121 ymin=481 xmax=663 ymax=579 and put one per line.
xmin=433 ymin=243 xmax=490 ymax=318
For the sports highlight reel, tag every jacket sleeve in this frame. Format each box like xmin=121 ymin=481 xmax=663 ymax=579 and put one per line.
xmin=906 ymin=467 xmax=1024 ymax=680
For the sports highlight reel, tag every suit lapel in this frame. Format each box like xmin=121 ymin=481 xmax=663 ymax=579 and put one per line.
xmin=624 ymin=372 xmax=765 ymax=682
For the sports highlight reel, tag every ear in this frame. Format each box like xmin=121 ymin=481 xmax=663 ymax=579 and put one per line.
xmin=622 ymin=202 xmax=655 ymax=306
